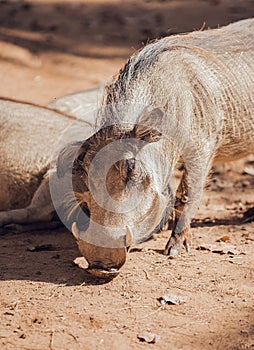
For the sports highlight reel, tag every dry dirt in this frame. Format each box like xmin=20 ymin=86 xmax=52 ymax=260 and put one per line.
xmin=0 ymin=1 xmax=254 ymax=349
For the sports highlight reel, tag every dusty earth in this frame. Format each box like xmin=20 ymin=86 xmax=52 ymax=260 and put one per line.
xmin=0 ymin=1 xmax=254 ymax=349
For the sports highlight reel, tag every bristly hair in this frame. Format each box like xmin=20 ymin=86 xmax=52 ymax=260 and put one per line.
xmin=72 ymin=122 xmax=162 ymax=180
xmin=104 ymin=41 xmax=170 ymax=107
xmin=62 ymin=191 xmax=90 ymax=223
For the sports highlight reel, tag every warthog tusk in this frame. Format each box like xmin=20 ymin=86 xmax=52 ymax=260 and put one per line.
xmin=126 ymin=225 xmax=133 ymax=247
xmin=71 ymin=221 xmax=80 ymax=240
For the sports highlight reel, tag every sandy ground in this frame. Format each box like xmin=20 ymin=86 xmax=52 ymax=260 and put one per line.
xmin=0 ymin=1 xmax=254 ymax=349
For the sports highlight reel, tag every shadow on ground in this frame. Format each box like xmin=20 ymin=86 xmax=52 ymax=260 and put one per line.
xmin=0 ymin=228 xmax=113 ymax=286
xmin=1 ymin=206 xmax=251 ymax=285
xmin=0 ymin=0 xmax=253 ymax=58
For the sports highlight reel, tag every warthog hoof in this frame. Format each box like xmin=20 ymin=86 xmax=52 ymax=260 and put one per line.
xmin=164 ymin=232 xmax=190 ymax=257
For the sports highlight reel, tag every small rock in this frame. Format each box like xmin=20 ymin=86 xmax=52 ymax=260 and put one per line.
xmin=137 ymin=331 xmax=159 ymax=343
xmin=158 ymin=293 xmax=187 ymax=305
xmin=197 ymin=244 xmax=217 ymax=252
xmin=73 ymin=257 xmax=88 ymax=269
xmin=243 ymin=167 xmax=254 ymax=176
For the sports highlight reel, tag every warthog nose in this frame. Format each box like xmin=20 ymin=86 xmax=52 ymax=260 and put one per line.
xmin=71 ymin=222 xmax=127 ymax=279
xmin=87 ymin=266 xmax=120 ymax=279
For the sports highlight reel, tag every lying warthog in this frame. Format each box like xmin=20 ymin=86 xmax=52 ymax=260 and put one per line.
xmin=0 ymin=84 xmax=102 ymax=215
xmin=48 ymin=85 xmax=104 ymax=121
xmin=1 ymin=19 xmax=253 ymax=279
xmin=0 ymin=97 xmax=96 ymax=225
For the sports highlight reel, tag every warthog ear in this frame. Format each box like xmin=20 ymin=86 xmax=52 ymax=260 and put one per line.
xmin=133 ymin=107 xmax=164 ymax=143
xmin=57 ymin=141 xmax=85 ymax=178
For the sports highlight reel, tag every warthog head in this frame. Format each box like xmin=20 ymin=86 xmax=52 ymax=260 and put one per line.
xmin=56 ymin=109 xmax=172 ymax=279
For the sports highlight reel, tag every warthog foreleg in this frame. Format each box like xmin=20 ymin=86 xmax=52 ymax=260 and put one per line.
xmin=0 ymin=177 xmax=55 ymax=229
xmin=164 ymin=169 xmax=190 ymax=256
xmin=3 ymin=221 xmax=61 ymax=233
xmin=0 ymin=204 xmax=55 ymax=227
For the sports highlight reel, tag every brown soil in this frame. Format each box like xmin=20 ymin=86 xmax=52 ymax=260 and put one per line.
xmin=0 ymin=1 xmax=253 ymax=349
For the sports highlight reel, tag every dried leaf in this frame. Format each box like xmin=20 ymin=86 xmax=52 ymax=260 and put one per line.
xmin=4 ymin=311 xmax=14 ymax=316
xmin=137 ymin=332 xmax=159 ymax=343
xmin=198 ymin=243 xmax=244 ymax=255
xmin=216 ymin=235 xmax=230 ymax=242
xmin=229 ymin=260 xmax=242 ymax=265
xmin=158 ymin=293 xmax=187 ymax=305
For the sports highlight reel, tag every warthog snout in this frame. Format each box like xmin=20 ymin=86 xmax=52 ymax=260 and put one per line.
xmin=72 ymin=222 xmax=127 ymax=279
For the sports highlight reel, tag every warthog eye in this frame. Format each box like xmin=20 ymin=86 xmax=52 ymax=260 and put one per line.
xmin=123 ymin=158 xmax=150 ymax=188
xmin=127 ymin=158 xmax=135 ymax=177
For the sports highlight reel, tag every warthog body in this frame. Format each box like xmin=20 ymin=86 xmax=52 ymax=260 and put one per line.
xmin=0 ymin=19 xmax=253 ymax=279
xmin=48 ymin=85 xmax=104 ymax=122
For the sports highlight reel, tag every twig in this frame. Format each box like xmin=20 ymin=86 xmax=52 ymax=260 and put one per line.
xmin=69 ymin=332 xmax=78 ymax=343
xmin=140 ymin=305 xmax=165 ymax=319
xmin=143 ymin=269 xmax=150 ymax=280
xmin=117 ymin=305 xmax=150 ymax=311
xmin=49 ymin=331 xmax=54 ymax=350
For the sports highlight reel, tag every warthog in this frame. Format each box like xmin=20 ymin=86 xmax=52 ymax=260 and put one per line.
xmin=0 ymin=85 xmax=102 ymax=216
xmin=0 ymin=96 xmax=96 ymax=226
xmin=1 ymin=19 xmax=253 ymax=279
xmin=48 ymin=85 xmax=104 ymax=121
xmin=57 ymin=19 xmax=254 ymax=277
